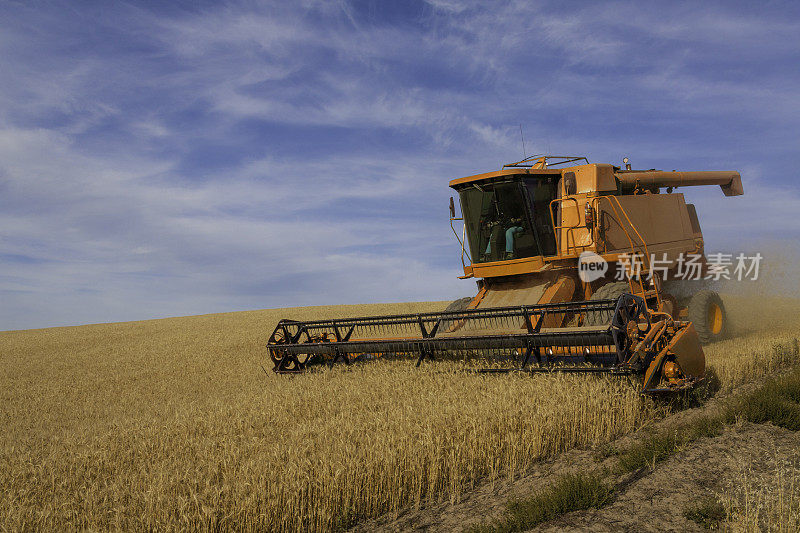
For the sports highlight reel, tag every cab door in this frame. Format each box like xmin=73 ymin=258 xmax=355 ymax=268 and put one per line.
xmin=523 ymin=177 xmax=558 ymax=257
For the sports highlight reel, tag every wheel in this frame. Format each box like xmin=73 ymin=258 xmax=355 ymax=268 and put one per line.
xmin=441 ymin=296 xmax=473 ymax=333
xmin=687 ymin=289 xmax=727 ymax=344
xmin=444 ymin=296 xmax=473 ymax=313
xmin=585 ymin=282 xmax=629 ymax=326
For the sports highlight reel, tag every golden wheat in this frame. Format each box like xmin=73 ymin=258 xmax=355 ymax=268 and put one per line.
xmin=720 ymin=447 xmax=800 ymax=532
xmin=1 ymin=297 xmax=798 ymax=531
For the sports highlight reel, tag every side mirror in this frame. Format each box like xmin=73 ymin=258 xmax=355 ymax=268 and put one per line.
xmin=449 ymin=197 xmax=456 ymax=219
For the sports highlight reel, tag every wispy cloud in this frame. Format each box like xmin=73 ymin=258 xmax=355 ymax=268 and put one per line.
xmin=0 ymin=1 xmax=798 ymax=329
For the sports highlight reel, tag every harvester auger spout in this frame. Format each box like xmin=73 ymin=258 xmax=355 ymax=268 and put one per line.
xmin=267 ymin=294 xmax=705 ymax=395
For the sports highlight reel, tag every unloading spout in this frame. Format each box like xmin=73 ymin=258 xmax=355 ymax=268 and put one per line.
xmin=617 ymin=170 xmax=743 ymax=196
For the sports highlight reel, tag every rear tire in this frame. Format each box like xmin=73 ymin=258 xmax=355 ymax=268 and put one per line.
xmin=687 ymin=289 xmax=727 ymax=344
xmin=585 ymin=282 xmax=629 ymax=326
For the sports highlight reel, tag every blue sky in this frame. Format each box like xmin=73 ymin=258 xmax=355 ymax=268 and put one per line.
xmin=1 ymin=0 xmax=799 ymax=330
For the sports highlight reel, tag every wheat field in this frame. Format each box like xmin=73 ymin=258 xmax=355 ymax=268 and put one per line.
xmin=720 ymin=443 xmax=800 ymax=532
xmin=1 ymin=297 xmax=798 ymax=531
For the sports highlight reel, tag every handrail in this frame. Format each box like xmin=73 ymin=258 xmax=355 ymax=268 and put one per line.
xmin=548 ymin=197 xmax=585 ymax=255
xmin=591 ymin=197 xmax=644 ymax=299
xmin=591 ymin=195 xmax=661 ymax=308
xmin=503 ymin=155 xmax=589 ymax=169
xmin=450 ymin=215 xmax=469 ymax=268
xmin=462 ymin=223 xmax=467 ymax=267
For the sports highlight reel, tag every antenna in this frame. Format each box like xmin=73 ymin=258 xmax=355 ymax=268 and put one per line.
xmin=519 ymin=124 xmax=526 ymax=159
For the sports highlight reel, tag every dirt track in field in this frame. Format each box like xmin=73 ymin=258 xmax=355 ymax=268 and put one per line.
xmin=539 ymin=423 xmax=798 ymax=533
xmin=352 ymin=372 xmax=800 ymax=532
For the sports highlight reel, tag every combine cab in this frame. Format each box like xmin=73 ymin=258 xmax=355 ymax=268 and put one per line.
xmin=268 ymin=155 xmax=742 ymax=394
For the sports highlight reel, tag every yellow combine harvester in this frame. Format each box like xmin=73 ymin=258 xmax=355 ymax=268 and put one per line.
xmin=268 ymin=155 xmax=742 ymax=394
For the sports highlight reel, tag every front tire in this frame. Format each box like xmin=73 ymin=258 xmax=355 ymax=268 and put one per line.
xmin=585 ymin=282 xmax=629 ymax=326
xmin=444 ymin=296 xmax=473 ymax=313
xmin=441 ymin=296 xmax=473 ymax=333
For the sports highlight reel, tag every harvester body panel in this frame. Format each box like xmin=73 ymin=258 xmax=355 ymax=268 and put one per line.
xmin=595 ymin=192 xmax=700 ymax=265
